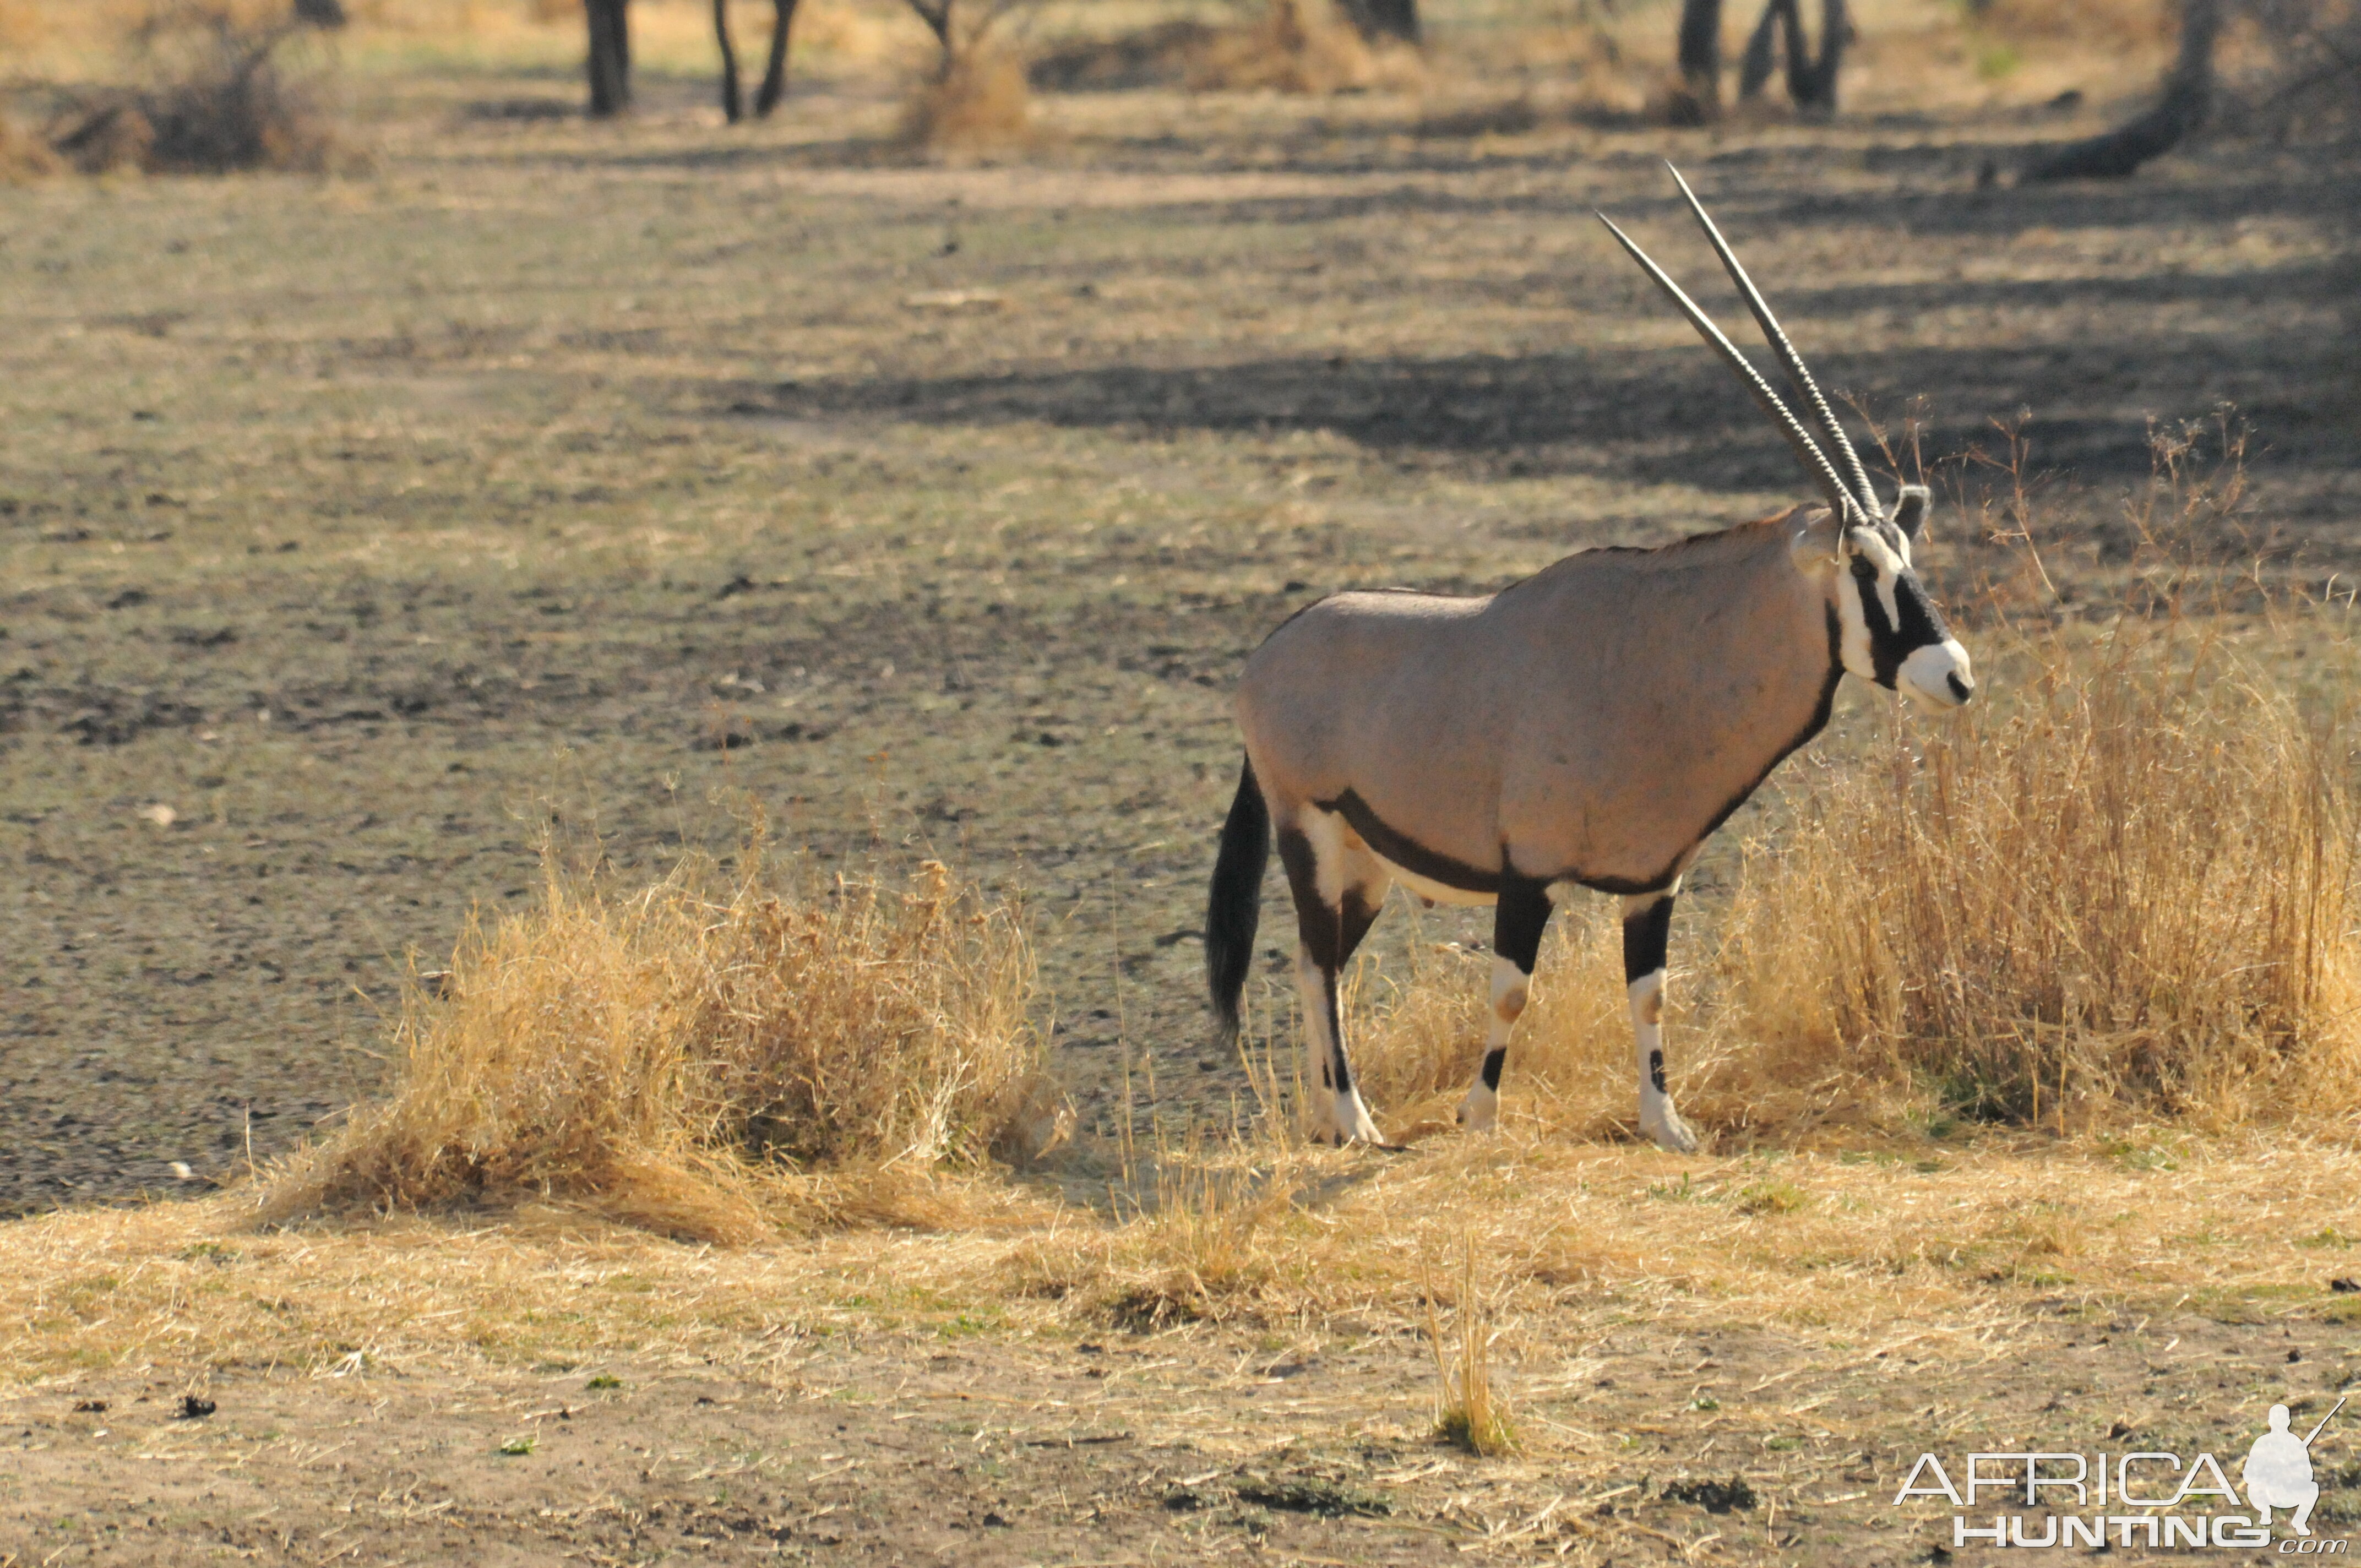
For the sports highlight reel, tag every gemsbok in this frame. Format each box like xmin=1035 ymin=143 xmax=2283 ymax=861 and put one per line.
xmin=1204 ymin=165 xmax=1975 ymax=1150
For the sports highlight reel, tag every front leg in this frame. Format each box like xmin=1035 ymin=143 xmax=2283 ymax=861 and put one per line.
xmin=1622 ymin=888 xmax=1697 ymax=1153
xmin=1457 ymin=876 xmax=1553 ymax=1133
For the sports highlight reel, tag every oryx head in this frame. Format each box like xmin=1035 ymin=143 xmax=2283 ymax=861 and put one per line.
xmin=1599 ymin=167 xmax=1976 ymax=711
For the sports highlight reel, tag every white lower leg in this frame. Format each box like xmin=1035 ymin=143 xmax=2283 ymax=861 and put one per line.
xmin=1457 ymin=956 xmax=1527 ymax=1132
xmin=1630 ymin=969 xmax=1696 ymax=1153
xmin=1291 ymin=945 xmax=1344 ymax=1141
xmin=1292 ymin=945 xmax=1381 ymax=1144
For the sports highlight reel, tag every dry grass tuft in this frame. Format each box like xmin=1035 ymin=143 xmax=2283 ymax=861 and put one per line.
xmin=1346 ymin=900 xmax=1636 ymax=1142
xmin=1426 ymin=1233 xmax=1516 ymax=1456
xmin=42 ymin=4 xmax=344 ymax=176
xmin=1090 ymin=1140 xmax=1314 ymax=1329
xmin=1710 ymin=428 xmax=2361 ymax=1138
xmin=899 ymin=45 xmax=1033 ymax=150
xmin=258 ymin=836 xmax=1061 ymax=1242
xmin=1713 ymin=628 xmax=2359 ymax=1136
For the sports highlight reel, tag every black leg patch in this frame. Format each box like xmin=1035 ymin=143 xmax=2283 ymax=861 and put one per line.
xmin=1480 ymin=1047 xmax=1507 ymax=1092
xmin=1649 ymin=1048 xmax=1667 ymax=1093
xmin=1276 ymin=828 xmax=1337 ymax=968
xmin=1622 ymin=895 xmax=1674 ymax=985
xmin=1493 ymin=874 xmax=1553 ymax=975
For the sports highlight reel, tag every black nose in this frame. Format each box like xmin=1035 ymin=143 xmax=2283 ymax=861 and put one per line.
xmin=1947 ymin=671 xmax=1974 ymax=704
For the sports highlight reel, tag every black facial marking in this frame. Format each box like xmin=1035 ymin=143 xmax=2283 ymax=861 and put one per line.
xmin=1481 ymin=1047 xmax=1508 ymax=1091
xmin=1622 ymin=894 xmax=1674 ymax=986
xmin=1649 ymin=1048 xmax=1667 ymax=1093
xmin=1851 ymin=554 xmax=1953 ymax=688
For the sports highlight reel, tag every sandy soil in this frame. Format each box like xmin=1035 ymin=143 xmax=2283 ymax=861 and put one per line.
xmin=7 ymin=1303 xmax=2355 ymax=1564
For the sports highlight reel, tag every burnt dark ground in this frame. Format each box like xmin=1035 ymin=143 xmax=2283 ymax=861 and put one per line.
xmin=2 ymin=72 xmax=2359 ymax=1214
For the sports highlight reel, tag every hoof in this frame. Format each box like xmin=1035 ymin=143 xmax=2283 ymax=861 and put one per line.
xmin=1456 ymin=1091 xmax=1499 ymax=1134
xmin=1641 ymin=1110 xmax=1699 ymax=1154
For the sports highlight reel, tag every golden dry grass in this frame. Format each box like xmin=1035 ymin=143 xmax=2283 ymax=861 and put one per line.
xmin=257 ymin=836 xmax=1063 ymax=1243
xmin=898 ymin=45 xmax=1032 ymax=151
xmin=1427 ymin=1232 xmax=1517 ymax=1456
xmin=6 ymin=1129 xmax=2358 ymax=1387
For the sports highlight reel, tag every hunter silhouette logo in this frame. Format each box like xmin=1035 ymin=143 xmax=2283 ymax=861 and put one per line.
xmin=1893 ymin=1396 xmax=2349 ymax=1551
xmin=2247 ymin=1399 xmax=2343 ymax=1538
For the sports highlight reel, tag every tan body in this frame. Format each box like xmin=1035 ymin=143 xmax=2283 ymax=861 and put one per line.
xmin=1238 ymin=513 xmax=1836 ymax=900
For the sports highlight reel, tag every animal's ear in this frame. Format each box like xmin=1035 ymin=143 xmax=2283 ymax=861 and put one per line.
xmin=1891 ymin=484 xmax=1931 ymax=541
xmin=1789 ymin=507 xmax=1846 ymax=571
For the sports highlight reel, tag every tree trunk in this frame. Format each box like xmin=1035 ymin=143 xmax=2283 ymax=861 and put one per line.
xmin=1792 ymin=0 xmax=1843 ymax=110
xmin=292 ymin=0 xmax=347 ymax=25
xmin=754 ymin=0 xmax=799 ymax=116
xmin=2025 ymin=0 xmax=2222 ymax=180
xmin=1738 ymin=0 xmax=1782 ymax=100
xmin=905 ymin=0 xmax=953 ymax=70
xmin=1337 ymin=0 xmax=1419 ymax=46
xmin=715 ymin=0 xmax=743 ymax=122
xmin=587 ymin=0 xmax=632 ymax=118
xmin=1737 ymin=0 xmax=1843 ymax=110
xmin=1677 ymin=0 xmax=1724 ymax=119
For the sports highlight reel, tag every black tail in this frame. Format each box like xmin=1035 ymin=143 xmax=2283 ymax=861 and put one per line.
xmin=1205 ymin=754 xmax=1270 ymax=1041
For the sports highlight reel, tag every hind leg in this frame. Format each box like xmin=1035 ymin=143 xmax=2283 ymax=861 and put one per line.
xmin=1457 ymin=876 xmax=1553 ymax=1133
xmin=1624 ymin=885 xmax=1697 ymax=1153
xmin=1276 ymin=809 xmax=1388 ymax=1145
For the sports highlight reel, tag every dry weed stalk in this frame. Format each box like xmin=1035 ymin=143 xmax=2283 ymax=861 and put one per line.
xmin=1426 ymin=1231 xmax=1516 ymax=1455
xmin=260 ymin=835 xmax=1060 ymax=1241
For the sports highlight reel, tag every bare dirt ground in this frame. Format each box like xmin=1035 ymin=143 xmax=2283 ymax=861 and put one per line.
xmin=6 ymin=1309 xmax=2354 ymax=1565
xmin=1 ymin=1141 xmax=2358 ymax=1566
xmin=5 ymin=6 xmax=2361 ymax=1562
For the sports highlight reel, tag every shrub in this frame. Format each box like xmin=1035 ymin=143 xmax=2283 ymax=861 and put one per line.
xmin=259 ymin=840 xmax=1063 ymax=1241
xmin=52 ymin=4 xmax=341 ymax=176
xmin=899 ymin=45 xmax=1031 ymax=151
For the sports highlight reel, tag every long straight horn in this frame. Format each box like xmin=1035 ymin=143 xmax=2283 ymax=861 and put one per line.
xmin=1665 ymin=162 xmax=1880 ymax=520
xmin=1596 ymin=212 xmax=1862 ymax=525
